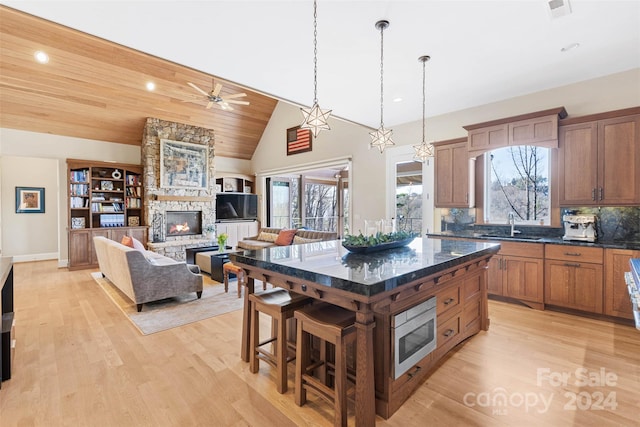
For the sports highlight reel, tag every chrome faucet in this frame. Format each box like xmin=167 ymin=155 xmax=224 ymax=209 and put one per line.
xmin=508 ymin=212 xmax=521 ymax=237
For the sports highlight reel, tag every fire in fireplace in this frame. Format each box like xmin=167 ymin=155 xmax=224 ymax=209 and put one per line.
xmin=166 ymin=211 xmax=202 ymax=236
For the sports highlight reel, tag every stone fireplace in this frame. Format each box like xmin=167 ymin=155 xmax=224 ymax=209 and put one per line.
xmin=142 ymin=118 xmax=217 ymax=260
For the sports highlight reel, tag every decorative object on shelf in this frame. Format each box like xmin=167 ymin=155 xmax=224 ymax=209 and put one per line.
xmin=71 ymin=217 xmax=86 ymax=229
xmin=160 ymin=139 xmax=208 ymax=190
xmin=341 ymin=230 xmax=417 ymax=253
xmin=287 ymin=126 xmax=313 ymax=155
xmin=369 ymin=19 xmax=395 ymax=153
xmin=203 ymin=224 xmax=216 ymax=240
xmin=111 ymin=169 xmax=122 ymax=179
xmin=100 ymin=180 xmax=114 ymax=190
xmin=152 ymin=213 xmax=165 ymax=242
xmin=413 ymin=55 xmax=435 ymax=163
xmin=300 ymin=0 xmax=332 ymax=138
xmin=128 ymin=216 xmax=140 ymax=227
xmin=15 ymin=186 xmax=45 ymax=213
xmin=215 ymin=184 xmax=222 ymax=192
xmin=224 ymin=181 xmax=236 ymax=192
xmin=217 ymin=232 xmax=229 ymax=251
xmin=244 ymin=186 xmax=252 ymax=193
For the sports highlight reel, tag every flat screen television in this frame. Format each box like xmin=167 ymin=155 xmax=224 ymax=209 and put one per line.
xmin=216 ymin=193 xmax=258 ymax=221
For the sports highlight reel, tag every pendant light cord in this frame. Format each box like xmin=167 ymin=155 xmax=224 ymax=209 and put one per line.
xmin=312 ymin=0 xmax=318 ymax=105
xmin=379 ymin=23 xmax=385 ymax=128
xmin=421 ymin=58 xmax=426 ymax=143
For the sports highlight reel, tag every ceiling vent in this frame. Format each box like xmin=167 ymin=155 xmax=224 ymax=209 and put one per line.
xmin=547 ymin=0 xmax=572 ymax=19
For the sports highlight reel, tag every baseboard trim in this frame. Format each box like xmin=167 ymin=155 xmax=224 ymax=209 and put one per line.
xmin=11 ymin=252 xmax=59 ymax=263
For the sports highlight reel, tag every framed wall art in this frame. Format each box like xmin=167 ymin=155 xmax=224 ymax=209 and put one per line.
xmin=160 ymin=139 xmax=208 ymax=189
xmin=16 ymin=187 xmax=45 ymax=213
xmin=286 ymin=126 xmax=312 ymax=155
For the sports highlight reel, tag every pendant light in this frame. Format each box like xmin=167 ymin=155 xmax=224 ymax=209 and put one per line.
xmin=300 ymin=0 xmax=332 ymax=137
xmin=413 ymin=55 xmax=434 ymax=163
xmin=369 ymin=20 xmax=395 ymax=153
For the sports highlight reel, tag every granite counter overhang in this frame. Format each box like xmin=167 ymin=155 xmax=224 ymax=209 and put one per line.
xmin=427 ymin=231 xmax=640 ymax=250
xmin=230 ymin=238 xmax=500 ymax=298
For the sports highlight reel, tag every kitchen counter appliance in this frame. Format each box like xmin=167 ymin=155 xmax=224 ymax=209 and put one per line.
xmin=625 ymin=258 xmax=640 ymax=330
xmin=562 ymin=214 xmax=597 ymax=242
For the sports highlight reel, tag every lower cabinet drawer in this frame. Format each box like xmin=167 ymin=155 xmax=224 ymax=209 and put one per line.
xmin=436 ymin=285 xmax=460 ymax=317
xmin=435 ymin=314 xmax=461 ymax=358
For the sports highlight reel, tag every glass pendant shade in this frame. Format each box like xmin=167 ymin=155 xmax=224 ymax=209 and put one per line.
xmin=370 ymin=19 xmax=394 ymax=153
xmin=413 ymin=55 xmax=434 ymax=163
xmin=300 ymin=0 xmax=331 ymax=137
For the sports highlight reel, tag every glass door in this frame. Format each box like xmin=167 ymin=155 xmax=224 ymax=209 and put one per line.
xmin=268 ymin=177 xmax=293 ymax=228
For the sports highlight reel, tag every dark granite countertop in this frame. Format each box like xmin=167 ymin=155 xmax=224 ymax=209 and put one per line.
xmin=427 ymin=231 xmax=640 ymax=250
xmin=230 ymin=238 xmax=499 ymax=297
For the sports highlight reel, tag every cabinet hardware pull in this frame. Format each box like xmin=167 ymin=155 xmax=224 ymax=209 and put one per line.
xmin=407 ymin=366 xmax=422 ymax=378
xmin=564 ymin=252 xmax=581 ymax=256
xmin=564 ymin=262 xmax=581 ymax=267
xmin=444 ymin=297 xmax=455 ymax=305
xmin=444 ymin=329 xmax=455 ymax=337
xmin=599 ymin=187 xmax=604 ymax=201
xmin=592 ymin=188 xmax=596 ymax=201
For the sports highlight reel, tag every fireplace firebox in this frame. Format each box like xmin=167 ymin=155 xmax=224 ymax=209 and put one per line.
xmin=165 ymin=211 xmax=202 ymax=236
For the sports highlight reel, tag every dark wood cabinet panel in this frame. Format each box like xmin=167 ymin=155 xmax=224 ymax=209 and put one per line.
xmin=559 ymin=114 xmax=640 ymax=206
xmin=434 ymin=139 xmax=474 ymax=208
xmin=544 ymin=260 xmax=603 ymax=313
xmin=604 ymin=249 xmax=640 ymax=319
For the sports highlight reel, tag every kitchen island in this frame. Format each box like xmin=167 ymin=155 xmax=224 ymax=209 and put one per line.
xmin=231 ymin=237 xmax=499 ymax=426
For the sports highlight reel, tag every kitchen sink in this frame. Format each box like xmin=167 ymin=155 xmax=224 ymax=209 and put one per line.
xmin=480 ymin=234 xmax=543 ymax=241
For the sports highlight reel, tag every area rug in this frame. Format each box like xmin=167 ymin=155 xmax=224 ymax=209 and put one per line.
xmin=91 ymin=272 xmax=244 ymax=335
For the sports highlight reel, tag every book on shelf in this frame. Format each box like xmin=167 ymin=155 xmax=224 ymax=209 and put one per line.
xmin=70 ymin=170 xmax=89 ymax=183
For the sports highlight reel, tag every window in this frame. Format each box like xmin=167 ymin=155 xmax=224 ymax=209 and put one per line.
xmin=395 ymin=161 xmax=423 ymax=234
xmin=485 ymin=145 xmax=550 ymax=225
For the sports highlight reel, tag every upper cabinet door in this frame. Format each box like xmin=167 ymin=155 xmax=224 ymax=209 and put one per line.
xmin=434 ymin=140 xmax=474 ymax=208
xmin=597 ymin=115 xmax=640 ymax=205
xmin=558 ymin=122 xmax=599 ymax=205
xmin=558 ymin=114 xmax=640 ymax=206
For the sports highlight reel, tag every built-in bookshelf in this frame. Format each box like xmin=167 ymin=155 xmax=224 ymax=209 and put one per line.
xmin=67 ymin=159 xmax=147 ymax=270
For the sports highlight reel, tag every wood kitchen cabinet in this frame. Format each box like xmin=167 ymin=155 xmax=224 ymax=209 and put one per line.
xmin=486 ymin=241 xmax=544 ymax=309
xmin=544 ymin=245 xmax=604 ymax=313
xmin=558 ymin=113 xmax=640 ymax=206
xmin=604 ymin=248 xmax=640 ymax=319
xmin=433 ymin=138 xmax=475 ymax=208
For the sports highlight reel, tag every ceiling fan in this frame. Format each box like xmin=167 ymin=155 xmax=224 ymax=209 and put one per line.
xmin=186 ymin=80 xmax=249 ymax=111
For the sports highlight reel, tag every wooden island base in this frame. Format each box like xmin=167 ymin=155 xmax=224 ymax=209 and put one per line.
xmin=232 ymin=238 xmax=497 ymax=425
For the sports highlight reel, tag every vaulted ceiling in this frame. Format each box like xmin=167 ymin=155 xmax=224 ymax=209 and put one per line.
xmin=1 ymin=2 xmax=639 ymax=161
xmin=0 ymin=6 xmax=279 ymax=160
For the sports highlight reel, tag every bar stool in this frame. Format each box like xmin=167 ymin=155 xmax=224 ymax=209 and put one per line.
xmin=249 ymin=287 xmax=312 ymax=393
xmin=223 ymin=262 xmax=265 ymax=297
xmin=294 ymin=302 xmax=356 ymax=427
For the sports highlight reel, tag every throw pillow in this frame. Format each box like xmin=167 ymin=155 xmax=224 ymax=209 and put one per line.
xmin=121 ymin=235 xmax=134 ymax=248
xmin=131 ymin=237 xmax=146 ymax=252
xmin=275 ymin=229 xmax=297 ymax=246
xmin=257 ymin=232 xmax=278 ymax=242
xmin=293 ymin=236 xmax=322 ymax=244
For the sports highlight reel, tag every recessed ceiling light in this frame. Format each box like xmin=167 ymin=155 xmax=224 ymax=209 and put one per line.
xmin=561 ymin=42 xmax=580 ymax=52
xmin=34 ymin=51 xmax=49 ymax=64
xmin=146 ymin=81 xmax=156 ymax=91
xmin=393 ymin=97 xmax=403 ymax=103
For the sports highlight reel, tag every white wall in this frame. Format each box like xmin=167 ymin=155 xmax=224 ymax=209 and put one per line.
xmin=251 ymin=101 xmax=386 ymax=233
xmin=251 ymin=69 xmax=639 ymax=234
xmin=0 ymin=128 xmax=141 ymax=265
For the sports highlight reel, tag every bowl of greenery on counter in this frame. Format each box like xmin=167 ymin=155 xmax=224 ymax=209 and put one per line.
xmin=342 ymin=230 xmax=418 ymax=254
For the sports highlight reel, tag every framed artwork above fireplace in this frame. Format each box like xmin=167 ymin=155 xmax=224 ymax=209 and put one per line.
xmin=160 ymin=139 xmax=208 ymax=189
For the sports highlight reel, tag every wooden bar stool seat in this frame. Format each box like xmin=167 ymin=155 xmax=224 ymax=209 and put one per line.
xmin=294 ymin=302 xmax=356 ymax=427
xmin=223 ymin=262 xmax=259 ymax=298
xmin=249 ymin=288 xmax=312 ymax=393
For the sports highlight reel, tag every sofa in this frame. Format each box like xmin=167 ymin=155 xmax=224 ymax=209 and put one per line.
xmin=236 ymin=227 xmax=338 ymax=251
xmin=93 ymin=236 xmax=203 ymax=312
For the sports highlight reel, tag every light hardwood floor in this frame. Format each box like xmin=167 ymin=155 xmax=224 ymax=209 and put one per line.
xmin=1 ymin=260 xmax=638 ymax=426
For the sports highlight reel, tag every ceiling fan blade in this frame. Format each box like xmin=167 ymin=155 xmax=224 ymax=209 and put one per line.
xmin=188 ymin=82 xmax=210 ymax=97
xmin=206 ymin=101 xmax=214 ymax=109
xmin=225 ymin=100 xmax=250 ymax=105
xmin=222 ymin=92 xmax=247 ymax=99
xmin=212 ymin=83 xmax=223 ymax=97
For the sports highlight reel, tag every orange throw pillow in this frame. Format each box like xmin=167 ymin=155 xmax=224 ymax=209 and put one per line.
xmin=121 ymin=235 xmax=134 ymax=248
xmin=275 ymin=229 xmax=297 ymax=246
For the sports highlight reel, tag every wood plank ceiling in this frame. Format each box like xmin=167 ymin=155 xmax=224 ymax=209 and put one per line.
xmin=0 ymin=6 xmax=279 ymax=160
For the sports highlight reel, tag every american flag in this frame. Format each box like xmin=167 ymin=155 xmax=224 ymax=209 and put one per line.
xmin=287 ymin=126 xmax=312 ymax=155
